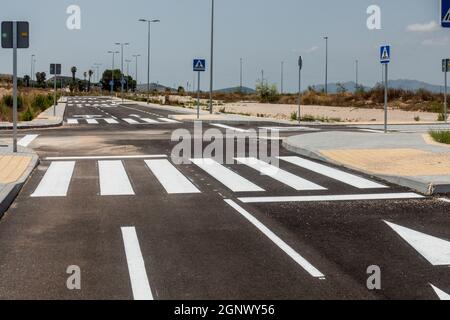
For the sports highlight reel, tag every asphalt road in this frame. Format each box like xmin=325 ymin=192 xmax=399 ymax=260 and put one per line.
xmin=0 ymin=96 xmax=449 ymax=300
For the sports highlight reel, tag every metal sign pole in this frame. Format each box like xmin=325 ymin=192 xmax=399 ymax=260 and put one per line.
xmin=298 ymin=66 xmax=301 ymax=124
xmin=384 ymin=63 xmax=388 ymax=133
xmin=197 ymin=71 xmax=201 ymax=120
xmin=12 ymin=22 xmax=18 ymax=153
xmin=54 ymin=73 xmax=57 ymax=117
xmin=445 ymin=66 xmax=448 ymax=124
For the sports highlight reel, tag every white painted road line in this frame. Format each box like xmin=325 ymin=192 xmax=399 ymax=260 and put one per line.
xmin=158 ymin=118 xmax=180 ymax=123
xmin=438 ymin=198 xmax=450 ymax=203
xmin=67 ymin=119 xmax=78 ymax=124
xmin=260 ymin=127 xmax=319 ymax=132
xmin=239 ymin=193 xmax=425 ymax=203
xmin=18 ymin=134 xmax=39 ymax=147
xmin=224 ymin=199 xmax=325 ymax=279
xmin=145 ymin=159 xmax=201 ymax=194
xmin=31 ymin=162 xmax=75 ymax=197
xmin=384 ymin=221 xmax=450 ymax=266
xmin=123 ymin=118 xmax=139 ymax=124
xmin=121 ymin=227 xmax=154 ymax=300
xmin=86 ymin=119 xmax=99 ymax=124
xmin=430 ymin=284 xmax=450 ymax=300
xmin=278 ymin=156 xmax=387 ymax=189
xmin=142 ymin=118 xmax=159 ymax=124
xmin=98 ymin=161 xmax=135 ymax=196
xmin=190 ymin=158 xmax=265 ymax=192
xmin=211 ymin=124 xmax=250 ymax=133
xmin=235 ymin=157 xmax=326 ymax=191
xmin=45 ymin=155 xmax=167 ymax=161
xmin=104 ymin=118 xmax=119 ymax=124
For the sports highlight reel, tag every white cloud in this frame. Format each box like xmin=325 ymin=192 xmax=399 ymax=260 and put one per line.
xmin=303 ymin=46 xmax=319 ymax=54
xmin=407 ymin=21 xmax=439 ymax=32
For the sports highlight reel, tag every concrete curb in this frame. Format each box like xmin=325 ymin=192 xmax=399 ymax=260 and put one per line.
xmin=0 ymin=102 xmax=66 ymax=130
xmin=282 ymin=138 xmax=449 ymax=196
xmin=0 ymin=149 xmax=39 ymax=219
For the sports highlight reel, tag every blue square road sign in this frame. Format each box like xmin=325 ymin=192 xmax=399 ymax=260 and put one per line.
xmin=193 ymin=59 xmax=206 ymax=72
xmin=380 ymin=45 xmax=391 ymax=64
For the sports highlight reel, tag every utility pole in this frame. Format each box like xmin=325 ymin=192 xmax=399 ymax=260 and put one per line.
xmin=240 ymin=58 xmax=243 ymax=92
xmin=115 ymin=42 xmax=129 ymax=103
xmin=108 ymin=50 xmax=119 ymax=96
xmin=139 ymin=19 xmax=160 ymax=104
xmin=298 ymin=56 xmax=303 ymax=124
xmin=281 ymin=61 xmax=284 ymax=94
xmin=355 ymin=59 xmax=359 ymax=91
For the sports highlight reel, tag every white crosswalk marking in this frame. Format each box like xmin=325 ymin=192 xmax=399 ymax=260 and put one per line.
xmin=239 ymin=193 xmax=424 ymax=203
xmin=98 ymin=161 xmax=135 ymax=196
xmin=211 ymin=124 xmax=250 ymax=132
xmin=123 ymin=118 xmax=139 ymax=124
xmin=104 ymin=118 xmax=119 ymax=124
xmin=18 ymin=134 xmax=39 ymax=147
xmin=158 ymin=118 xmax=180 ymax=123
xmin=235 ymin=157 xmax=326 ymax=191
xmin=145 ymin=159 xmax=201 ymax=194
xmin=191 ymin=158 xmax=265 ymax=192
xmin=279 ymin=156 xmax=387 ymax=189
xmin=67 ymin=119 xmax=78 ymax=124
xmin=142 ymin=118 xmax=159 ymax=124
xmin=86 ymin=119 xmax=99 ymax=124
xmin=31 ymin=162 xmax=75 ymax=197
xmin=121 ymin=227 xmax=154 ymax=300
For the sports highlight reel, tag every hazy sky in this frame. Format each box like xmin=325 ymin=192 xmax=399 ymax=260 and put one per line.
xmin=0 ymin=0 xmax=447 ymax=92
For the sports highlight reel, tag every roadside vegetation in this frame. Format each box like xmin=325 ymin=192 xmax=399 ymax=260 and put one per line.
xmin=429 ymin=130 xmax=450 ymax=144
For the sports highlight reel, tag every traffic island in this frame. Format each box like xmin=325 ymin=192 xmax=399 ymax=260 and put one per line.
xmin=0 ymin=146 xmax=39 ymax=218
xmin=283 ymin=131 xmax=450 ymax=195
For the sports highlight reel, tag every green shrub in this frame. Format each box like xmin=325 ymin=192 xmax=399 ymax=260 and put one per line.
xmin=1 ymin=95 xmax=23 ymax=109
xmin=438 ymin=113 xmax=448 ymax=122
xmin=414 ymin=116 xmax=420 ymax=122
xmin=20 ymin=108 xmax=35 ymax=121
xmin=290 ymin=111 xmax=298 ymax=121
xmin=430 ymin=130 xmax=450 ymax=144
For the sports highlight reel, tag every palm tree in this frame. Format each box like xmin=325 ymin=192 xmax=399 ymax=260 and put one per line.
xmin=88 ymin=69 xmax=93 ymax=92
xmin=71 ymin=66 xmax=77 ymax=82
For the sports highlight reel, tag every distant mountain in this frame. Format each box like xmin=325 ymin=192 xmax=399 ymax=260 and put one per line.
xmin=311 ymin=79 xmax=443 ymax=94
xmin=214 ymin=86 xmax=256 ymax=94
xmin=136 ymin=83 xmax=175 ymax=93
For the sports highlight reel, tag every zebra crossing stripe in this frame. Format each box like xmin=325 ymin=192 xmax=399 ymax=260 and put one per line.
xmin=123 ymin=118 xmax=139 ymax=124
xmin=224 ymin=200 xmax=325 ymax=279
xmin=142 ymin=118 xmax=159 ymax=124
xmin=235 ymin=157 xmax=326 ymax=191
xmin=86 ymin=119 xmax=99 ymax=124
xmin=145 ymin=159 xmax=201 ymax=194
xmin=18 ymin=134 xmax=38 ymax=147
xmin=98 ymin=161 xmax=135 ymax=196
xmin=67 ymin=119 xmax=78 ymax=124
xmin=104 ymin=118 xmax=119 ymax=124
xmin=121 ymin=227 xmax=154 ymax=300
xmin=158 ymin=118 xmax=180 ymax=123
xmin=278 ymin=156 xmax=387 ymax=189
xmin=31 ymin=162 xmax=75 ymax=197
xmin=191 ymin=158 xmax=265 ymax=192
xmin=211 ymin=124 xmax=250 ymax=133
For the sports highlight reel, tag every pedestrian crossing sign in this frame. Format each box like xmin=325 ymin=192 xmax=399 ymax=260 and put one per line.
xmin=193 ymin=59 xmax=206 ymax=72
xmin=380 ymin=45 xmax=391 ymax=64
xmin=442 ymin=0 xmax=450 ymax=27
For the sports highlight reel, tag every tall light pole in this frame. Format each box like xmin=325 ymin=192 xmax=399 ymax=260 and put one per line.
xmin=240 ymin=58 xmax=243 ymax=92
xmin=355 ymin=59 xmax=359 ymax=92
xmin=209 ymin=0 xmax=215 ymax=114
xmin=139 ymin=18 xmax=160 ymax=104
xmin=298 ymin=56 xmax=303 ymax=124
xmin=115 ymin=42 xmax=130 ymax=103
xmin=281 ymin=61 xmax=284 ymax=94
xmin=94 ymin=63 xmax=102 ymax=83
xmin=133 ymin=54 xmax=141 ymax=93
xmin=30 ymin=54 xmax=35 ymax=86
xmin=324 ymin=36 xmax=328 ymax=94
xmin=108 ymin=50 xmax=119 ymax=96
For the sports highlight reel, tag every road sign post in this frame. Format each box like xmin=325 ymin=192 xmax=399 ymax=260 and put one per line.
xmin=193 ymin=59 xmax=206 ymax=120
xmin=380 ymin=45 xmax=391 ymax=133
xmin=50 ymin=64 xmax=61 ymax=117
xmin=298 ymin=56 xmax=303 ymax=124
xmin=2 ymin=21 xmax=29 ymax=153
xmin=443 ymin=59 xmax=450 ymax=123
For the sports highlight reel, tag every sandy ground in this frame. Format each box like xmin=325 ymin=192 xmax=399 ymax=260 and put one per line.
xmin=222 ymin=102 xmax=439 ymax=123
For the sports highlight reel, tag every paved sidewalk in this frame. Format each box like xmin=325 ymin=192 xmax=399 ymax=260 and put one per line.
xmin=283 ymin=131 xmax=450 ymax=195
xmin=0 ymin=99 xmax=66 ymax=130
xmin=0 ymin=145 xmax=39 ymax=218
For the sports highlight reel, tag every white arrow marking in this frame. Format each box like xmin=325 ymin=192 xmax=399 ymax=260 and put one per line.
xmin=430 ymin=284 xmax=450 ymax=300
xmin=384 ymin=221 xmax=450 ymax=266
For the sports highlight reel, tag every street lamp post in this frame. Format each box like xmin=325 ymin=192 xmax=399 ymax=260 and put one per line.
xmin=355 ymin=59 xmax=359 ymax=92
xmin=281 ymin=61 xmax=284 ymax=94
xmin=209 ymin=0 xmax=215 ymax=114
xmin=133 ymin=54 xmax=141 ymax=93
xmin=324 ymin=36 xmax=328 ymax=94
xmin=115 ymin=42 xmax=130 ymax=103
xmin=125 ymin=59 xmax=131 ymax=92
xmin=139 ymin=19 xmax=160 ymax=104
xmin=240 ymin=58 xmax=243 ymax=92
xmin=108 ymin=50 xmax=119 ymax=96
xmin=30 ymin=54 xmax=35 ymax=87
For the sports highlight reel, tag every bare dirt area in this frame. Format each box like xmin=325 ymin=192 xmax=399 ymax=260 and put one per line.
xmin=222 ymin=102 xmax=440 ymax=123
